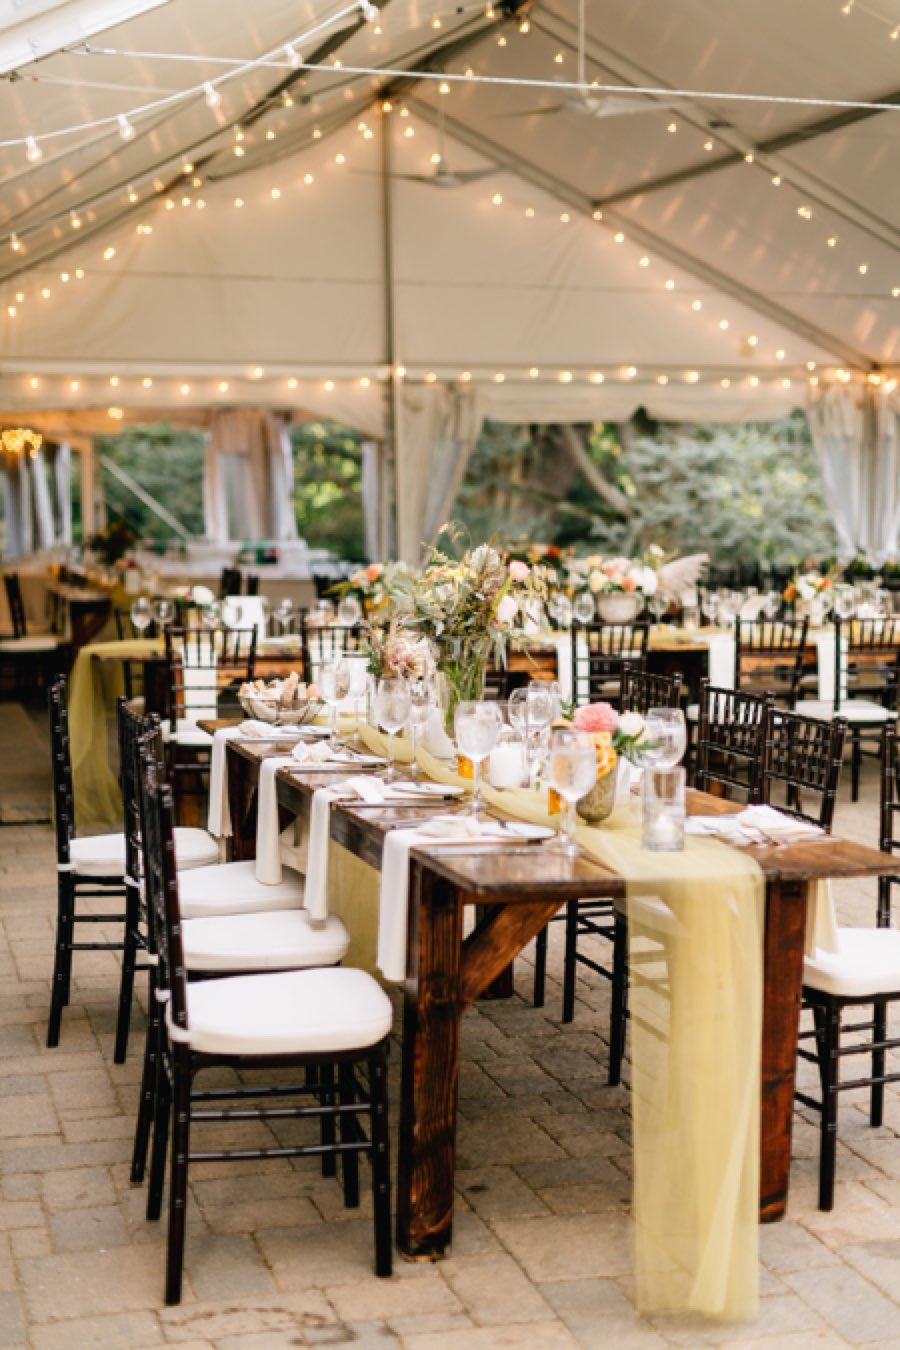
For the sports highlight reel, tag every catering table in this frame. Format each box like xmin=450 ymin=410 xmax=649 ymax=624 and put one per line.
xmin=202 ymin=720 xmax=898 ymax=1261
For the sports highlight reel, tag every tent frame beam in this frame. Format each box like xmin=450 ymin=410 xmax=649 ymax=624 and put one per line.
xmin=410 ymin=99 xmax=870 ymax=370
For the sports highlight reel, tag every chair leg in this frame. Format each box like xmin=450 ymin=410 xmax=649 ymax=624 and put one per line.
xmin=319 ymin=1064 xmax=336 ymax=1178
xmin=147 ymin=1061 xmax=172 ymax=1222
xmin=113 ymin=882 xmax=140 ymax=1065
xmin=533 ymin=927 xmax=548 ymax=1009
xmin=851 ymin=731 xmax=861 ymax=803
xmin=338 ymin=1063 xmax=360 ymax=1209
xmin=562 ymin=901 xmax=578 ymax=1024
xmin=819 ymin=1002 xmax=840 ymax=1212
xmin=131 ymin=974 xmax=159 ymax=1184
xmin=47 ymin=874 xmax=73 ymax=1048
xmin=871 ymin=999 xmax=887 ymax=1129
xmin=165 ymin=1055 xmax=192 ymax=1306
xmin=608 ymin=912 xmax=628 ymax=1087
xmin=368 ymin=1048 xmax=392 ymax=1278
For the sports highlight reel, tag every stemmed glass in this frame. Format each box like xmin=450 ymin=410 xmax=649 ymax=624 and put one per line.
xmin=701 ymin=591 xmax=720 ymax=627
xmin=641 ymin=707 xmax=687 ymax=769
xmin=454 ymin=701 xmax=502 ymax=817
xmin=151 ymin=598 xmax=174 ymax=629
xmin=200 ymin=600 xmax=223 ymax=630
xmin=337 ymin=594 xmax=363 ymax=626
xmin=547 ymin=729 xmax=598 ymax=855
xmin=407 ymin=677 xmax=436 ymax=780
xmin=375 ymin=677 xmax=410 ymax=781
xmin=273 ymin=597 xmax=295 ymax=634
xmin=548 ymin=592 xmax=573 ymax=630
xmin=130 ymin=597 xmax=152 ymax=634
xmin=832 ymin=584 xmax=856 ymax=621
xmin=573 ymin=592 xmax=596 ymax=626
xmin=319 ymin=660 xmax=352 ymax=748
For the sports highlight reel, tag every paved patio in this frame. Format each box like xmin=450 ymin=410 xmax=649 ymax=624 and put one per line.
xmin=1 ymin=745 xmax=899 ymax=1348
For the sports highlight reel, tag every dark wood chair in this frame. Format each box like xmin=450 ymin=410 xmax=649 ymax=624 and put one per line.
xmin=302 ymin=619 xmax=362 ymax=683
xmin=571 ymin=621 xmax=650 ymax=708
xmin=138 ymin=762 xmax=393 ymax=1303
xmin=532 ymin=668 xmax=683 ymax=1024
xmin=735 ymin=617 xmax=809 ymax=706
xmin=114 ymin=608 xmax=162 ymax=702
xmin=1 ymin=573 xmax=68 ymax=697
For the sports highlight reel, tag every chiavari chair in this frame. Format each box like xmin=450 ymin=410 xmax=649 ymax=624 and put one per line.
xmin=734 ymin=616 xmax=809 ymax=705
xmin=532 ymin=668 xmax=682 ymax=1024
xmin=795 ymin=615 xmax=899 ymax=801
xmin=138 ymin=762 xmax=392 ymax=1303
xmin=1 ymin=572 xmax=68 ymax=695
xmin=114 ymin=608 xmax=162 ymax=703
xmin=302 ymin=618 xmax=362 ymax=684
xmin=571 ymin=621 xmax=650 ymax=708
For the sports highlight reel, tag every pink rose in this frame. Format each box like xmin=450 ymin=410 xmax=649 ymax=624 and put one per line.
xmin=573 ymin=702 xmax=619 ymax=733
xmin=508 ymin=560 xmax=529 ymax=583
xmin=622 ymin=575 xmax=637 ymax=592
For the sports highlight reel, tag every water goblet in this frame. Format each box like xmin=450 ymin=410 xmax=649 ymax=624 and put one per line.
xmin=547 ymin=729 xmax=598 ymax=855
xmin=407 ymin=677 xmax=436 ymax=779
xmin=319 ymin=660 xmax=352 ymax=747
xmin=151 ymin=598 xmax=174 ymax=629
xmin=701 ymin=590 xmax=720 ymax=627
xmin=375 ymin=677 xmax=411 ymax=781
xmin=573 ymin=591 xmax=596 ymax=626
xmin=454 ymin=701 xmax=501 ymax=817
xmin=200 ymin=600 xmax=223 ymax=630
xmin=832 ymin=584 xmax=856 ymax=621
xmin=338 ymin=594 xmax=362 ymax=627
xmin=642 ymin=707 xmax=687 ymax=768
xmin=130 ymin=597 xmax=152 ymax=634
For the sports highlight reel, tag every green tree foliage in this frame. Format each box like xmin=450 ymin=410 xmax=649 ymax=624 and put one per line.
xmin=290 ymin=421 xmax=364 ymax=560
xmin=94 ymin=424 xmax=206 ymax=540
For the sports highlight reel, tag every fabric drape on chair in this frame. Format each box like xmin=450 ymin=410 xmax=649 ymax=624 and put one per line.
xmin=203 ymin=409 xmax=298 ymax=543
xmin=395 ymin=384 xmax=483 ymax=563
xmin=808 ymin=385 xmax=900 ymax=561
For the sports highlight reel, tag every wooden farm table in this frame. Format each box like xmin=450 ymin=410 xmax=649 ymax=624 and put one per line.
xmin=201 ymin=719 xmax=898 ymax=1262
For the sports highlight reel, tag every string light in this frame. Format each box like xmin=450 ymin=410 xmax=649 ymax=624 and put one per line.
xmin=685 ymin=370 xmax=699 ymax=383
xmin=691 ymin=299 xmax=702 ymax=311
xmin=656 ymin=374 xmax=668 ymax=385
xmin=10 ymin=233 xmax=22 ymax=252
xmin=203 ymin=81 xmax=221 ymax=109
xmin=589 ymin=372 xmax=604 ymax=384
xmin=218 ymin=380 xmax=229 ymax=393
xmin=25 ymin=137 xmax=42 ymax=163
xmin=142 ymin=377 xmax=153 ymax=388
xmin=622 ymin=366 xmax=637 ymax=379
xmin=558 ymin=370 xmax=573 ymax=383
xmin=69 ymin=211 xmax=82 ymax=230
xmin=459 ymin=371 xmax=472 ymax=382
xmin=117 ymin=113 xmax=135 ymax=141
xmin=529 ymin=367 xmax=540 ymax=378
xmin=180 ymin=383 xmax=191 ymax=395
xmin=493 ymin=372 xmax=505 ymax=383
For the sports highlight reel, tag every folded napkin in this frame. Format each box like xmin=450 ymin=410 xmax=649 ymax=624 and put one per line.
xmin=290 ymin=741 xmax=383 ymax=770
xmin=348 ymin=777 xmax=452 ymax=804
xmin=686 ymin=803 xmax=823 ymax=846
xmin=208 ymin=721 xmax=303 ymax=837
xmin=255 ymin=755 xmax=302 ymax=883
xmin=378 ymin=816 xmax=517 ymax=981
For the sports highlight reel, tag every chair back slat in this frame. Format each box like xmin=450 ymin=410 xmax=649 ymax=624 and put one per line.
xmin=116 ymin=699 xmax=161 ymax=886
xmin=834 ymin=615 xmax=900 ymax=711
xmin=302 ymin=620 xmax=362 ymax=682
xmin=48 ymin=676 xmax=74 ymax=861
xmin=572 ymin=622 xmax=650 ymax=707
xmin=695 ymin=681 xmax=773 ymax=802
xmin=763 ymin=709 xmax=846 ymax=831
xmin=138 ymin=758 xmax=188 ymax=1035
xmin=164 ymin=626 xmax=257 ymax=726
xmin=735 ymin=617 xmax=808 ymax=703
xmin=620 ymin=665 xmax=682 ymax=715
xmin=880 ymin=724 xmax=900 ymax=926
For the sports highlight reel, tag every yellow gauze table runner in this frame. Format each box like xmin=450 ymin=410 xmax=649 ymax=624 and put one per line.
xmin=68 ymin=638 xmax=165 ymax=828
xmin=358 ymin=724 xmax=763 ymax=1320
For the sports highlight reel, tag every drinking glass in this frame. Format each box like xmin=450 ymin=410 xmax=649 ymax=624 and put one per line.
xmin=130 ymin=597 xmax=152 ymax=634
xmin=717 ymin=591 xmax=739 ymax=627
xmin=763 ymin=590 xmax=780 ymax=620
xmin=273 ymin=597 xmax=295 ymax=633
xmin=454 ymin=700 xmax=502 ymax=816
xmin=549 ymin=591 xmax=573 ymax=629
xmin=573 ymin=591 xmax=596 ymax=626
xmin=642 ymin=766 xmax=686 ymax=852
xmin=200 ymin=600 xmax=223 ymax=630
xmin=701 ymin=591 xmax=720 ymax=627
xmin=338 ymin=594 xmax=362 ymax=626
xmin=151 ymin=598 xmax=174 ymax=628
xmin=832 ymin=584 xmax=856 ymax=621
xmin=319 ymin=660 xmax=352 ymax=747
xmin=407 ymin=677 xmax=436 ymax=779
xmin=547 ymin=729 xmax=598 ymax=855
xmin=375 ymin=677 xmax=411 ymax=780
xmin=642 ymin=707 xmax=687 ymax=768
xmin=508 ymin=686 xmax=528 ymax=738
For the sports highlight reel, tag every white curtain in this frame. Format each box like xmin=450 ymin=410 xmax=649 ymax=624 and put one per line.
xmin=395 ymin=385 xmax=483 ymax=563
xmin=204 ymin=409 xmax=298 ymax=543
xmin=51 ymin=443 xmax=72 ymax=545
xmin=808 ymin=386 xmax=899 ymax=561
xmin=29 ymin=448 xmax=55 ymax=551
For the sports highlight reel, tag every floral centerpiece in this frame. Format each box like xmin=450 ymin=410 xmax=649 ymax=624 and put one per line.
xmin=333 ymin=561 xmax=414 ymax=619
xmin=566 ymin=551 xmax=660 ymax=622
xmin=571 ymin=701 xmax=651 ymax=822
xmin=362 ymin=615 xmax=433 ymax=681
xmin=783 ymin=566 xmax=838 ymax=604
xmin=506 ymin=543 xmax=572 ymax=592
xmin=388 ymin=527 xmax=543 ymax=730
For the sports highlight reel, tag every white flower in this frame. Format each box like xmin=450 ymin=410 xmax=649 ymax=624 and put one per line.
xmin=617 ymin=711 xmax=645 ymax=740
xmin=496 ymin=593 xmax=518 ymax=626
xmin=638 ymin=566 xmax=658 ymax=596
xmin=192 ymin=584 xmax=215 ymax=606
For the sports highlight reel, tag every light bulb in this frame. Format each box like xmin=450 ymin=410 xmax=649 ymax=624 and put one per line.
xmin=182 ymin=161 xmax=194 ymax=175
xmin=664 ymin=278 xmax=675 ymax=290
xmin=691 ymin=299 xmax=703 ymax=311
xmin=559 ymin=212 xmax=570 ymax=223
xmin=359 ymin=0 xmax=378 ymax=18
xmin=180 ymin=383 xmax=191 ymax=395
xmin=558 ymin=370 xmax=573 ymax=383
xmin=108 ymin=407 xmax=124 ymax=420
xmin=439 ymin=81 xmax=450 ymax=95
xmin=771 ymin=174 xmax=781 ymax=187
xmin=748 ymin=375 xmax=759 ymax=387
xmin=70 ymin=379 xmax=80 ymax=392
xmin=432 ymin=15 xmax=441 ymax=27
xmin=234 ymin=196 xmax=244 ymax=208
xmin=324 ymin=379 xmax=335 ymax=391
xmin=720 ymin=378 xmax=731 ymax=388
xmin=656 ymin=374 xmax=668 ymax=385
xmin=554 ymin=52 xmax=564 ymax=63
xmin=110 ymin=375 xmax=119 ymax=387
xmin=667 ymin=121 xmax=677 ymax=134
xmin=303 ymin=173 xmax=314 ymax=185
xmin=703 ymin=139 xmax=714 ymax=151
xmin=622 ymin=366 xmax=637 ymax=379
xmin=460 ymin=371 xmax=472 ymax=382
xmin=519 ymin=18 xmax=530 ymax=31
xmin=827 ymin=236 xmax=837 ymax=247
xmin=313 ymin=127 xmax=322 ymax=139
xmin=747 ymin=334 xmax=759 ymax=347
xmin=491 ymin=192 xmax=503 ymax=205
xmin=283 ymin=92 xmax=294 ymax=108
xmin=614 ymin=231 xmax=625 ymax=243
xmin=525 ymin=207 xmax=535 ymax=218
xmin=284 ymin=43 xmax=302 ymax=68
xmin=74 ymin=269 xmax=84 ymax=280
xmin=218 ymin=380 xmax=229 ymax=393
xmin=204 ymin=81 xmax=221 ymax=109
xmin=425 ymin=371 xmax=437 ymax=383
xmin=639 ymin=256 xmax=650 ymax=267
xmin=10 ymin=233 xmax=22 ymax=252
xmin=143 ymin=377 xmax=153 ymax=389
xmin=288 ymin=377 xmax=298 ymax=389
xmin=7 ymin=306 xmax=16 ymax=318
xmin=797 ymin=205 xmax=812 ymax=220
xmin=271 ymin=187 xmax=281 ymax=199
xmin=69 ymin=211 xmax=82 ymax=229
xmin=117 ymin=114 xmax=135 ymax=142
xmin=103 ymin=246 xmax=116 ymax=261
xmin=858 ymin=262 xmax=868 ymax=274
xmin=61 ymin=271 xmax=70 ymax=281
xmin=335 ymin=153 xmax=346 ymax=164
xmin=529 ymin=367 xmax=540 ymax=378
xmin=493 ymin=372 xmax=505 ymax=383
xmin=744 ymin=152 xmax=754 ymax=163
xmin=29 ymin=376 xmax=40 ymax=389
xmin=233 ymin=145 xmax=245 ymax=158
xmin=589 ymin=372 xmax=605 ymax=384
xmin=40 ymin=287 xmax=51 ymax=299
xmin=719 ymin=319 xmax=729 ymax=330
xmin=360 ymin=376 xmax=371 ymax=388
xmin=685 ymin=370 xmax=699 ymax=383
xmin=127 ymin=186 xmax=138 ymax=203
xmin=775 ymin=348 xmax=785 ymax=361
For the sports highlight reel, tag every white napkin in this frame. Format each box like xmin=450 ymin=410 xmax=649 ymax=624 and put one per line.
xmin=255 ymin=756 xmax=301 ymax=883
xmin=290 ymin=741 xmax=383 ymax=770
xmin=686 ymin=804 xmax=823 ymax=845
xmin=207 ymin=722 xmax=303 ymax=837
xmin=706 ymin=632 xmax=736 ymax=688
xmin=378 ymin=817 xmax=516 ymax=982
xmin=303 ymin=785 xmax=344 ymax=921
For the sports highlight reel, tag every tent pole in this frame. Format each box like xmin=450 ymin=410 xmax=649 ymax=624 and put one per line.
xmin=381 ymin=106 xmax=399 ymax=562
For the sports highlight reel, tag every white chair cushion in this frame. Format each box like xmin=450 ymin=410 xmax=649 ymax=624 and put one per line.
xmin=171 ymin=726 xmax=214 ymax=749
xmin=804 ymin=928 xmax=900 ymax=999
xmin=178 ymin=860 xmax=304 ymax=919
xmin=686 ymin=702 xmax=699 ymax=722
xmin=0 ymin=635 xmax=61 ymax=653
xmin=69 ymin=826 xmax=218 ymax=877
xmin=794 ymin=698 xmax=897 ymax=725
xmin=170 ymin=967 xmax=393 ymax=1056
xmin=182 ymin=910 xmax=349 ymax=973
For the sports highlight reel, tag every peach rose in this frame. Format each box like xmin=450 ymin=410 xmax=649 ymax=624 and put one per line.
xmin=573 ymin=702 xmax=618 ymax=734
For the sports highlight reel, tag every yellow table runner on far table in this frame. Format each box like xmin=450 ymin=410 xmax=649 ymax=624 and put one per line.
xmin=359 ymin=725 xmax=763 ymax=1321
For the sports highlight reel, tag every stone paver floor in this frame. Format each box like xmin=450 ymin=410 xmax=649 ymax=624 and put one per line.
xmin=1 ymin=746 xmax=899 ymax=1348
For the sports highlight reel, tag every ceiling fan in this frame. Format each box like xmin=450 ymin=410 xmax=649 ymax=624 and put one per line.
xmin=496 ymin=0 xmax=685 ymax=122
xmin=354 ymin=100 xmax=496 ymax=188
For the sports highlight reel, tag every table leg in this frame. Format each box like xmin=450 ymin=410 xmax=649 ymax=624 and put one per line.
xmin=474 ymin=903 xmax=514 ymax=999
xmin=227 ymin=748 xmax=259 ymax=862
xmin=396 ymin=864 xmax=464 ymax=1260
xmin=760 ymin=877 xmax=808 ymax=1222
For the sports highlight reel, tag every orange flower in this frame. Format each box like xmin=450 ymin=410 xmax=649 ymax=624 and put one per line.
xmin=587 ymin=731 xmax=617 ymax=778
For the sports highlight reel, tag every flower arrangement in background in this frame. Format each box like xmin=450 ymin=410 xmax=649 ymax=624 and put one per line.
xmin=580 ymin=554 xmax=661 ymax=597
xmin=1 ymin=427 xmax=42 ymax=458
xmin=333 ymin=560 xmax=413 ymax=618
xmin=783 ymin=565 xmax=839 ymax=603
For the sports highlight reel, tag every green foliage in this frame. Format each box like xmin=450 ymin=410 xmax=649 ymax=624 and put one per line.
xmin=456 ymin=411 xmax=836 ymax=566
xmin=290 ymin=421 xmax=364 ymax=560
xmin=95 ymin=424 xmax=206 ymax=540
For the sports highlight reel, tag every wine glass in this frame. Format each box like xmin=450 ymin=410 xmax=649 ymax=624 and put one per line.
xmin=547 ymin=729 xmax=598 ymax=855
xmin=130 ymin=597 xmax=152 ymax=634
xmin=832 ymin=584 xmax=856 ymax=621
xmin=548 ymin=591 xmax=573 ymax=630
xmin=151 ymin=598 xmax=174 ymax=628
xmin=642 ymin=707 xmax=687 ymax=769
xmin=717 ymin=591 xmax=739 ymax=627
xmin=375 ymin=676 xmax=410 ymax=781
xmin=408 ymin=677 xmax=436 ymax=779
xmin=763 ymin=590 xmax=780 ymax=620
xmin=701 ymin=590 xmax=720 ymax=627
xmin=338 ymin=595 xmax=362 ymax=627
xmin=573 ymin=591 xmax=596 ymax=626
xmin=200 ymin=600 xmax=223 ymax=630
xmin=454 ymin=700 xmax=501 ymax=817
xmin=319 ymin=660 xmax=352 ymax=748
xmin=273 ymin=597 xmax=295 ymax=634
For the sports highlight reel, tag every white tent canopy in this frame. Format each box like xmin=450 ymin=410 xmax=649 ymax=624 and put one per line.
xmin=0 ymin=0 xmax=898 ymax=557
